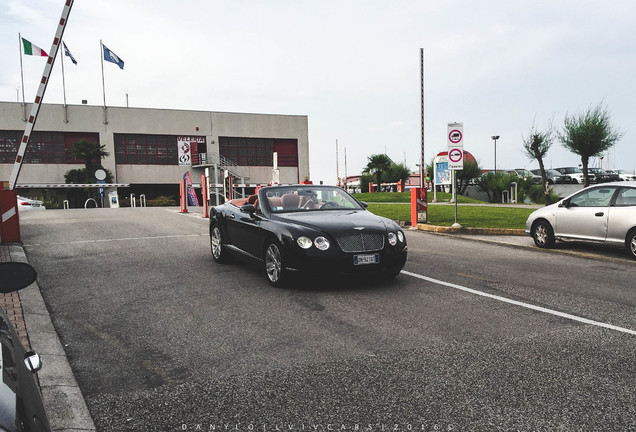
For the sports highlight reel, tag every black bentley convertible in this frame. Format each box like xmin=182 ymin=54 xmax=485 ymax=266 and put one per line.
xmin=209 ymin=185 xmax=408 ymax=286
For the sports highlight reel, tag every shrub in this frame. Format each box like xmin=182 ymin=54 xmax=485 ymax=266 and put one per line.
xmin=146 ymin=196 xmax=178 ymax=207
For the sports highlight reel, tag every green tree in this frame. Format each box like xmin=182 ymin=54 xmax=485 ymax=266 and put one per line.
xmin=523 ymin=120 xmax=555 ymax=205
xmin=362 ymin=154 xmax=392 ymax=192
xmin=476 ymin=171 xmax=517 ymax=203
xmin=64 ymin=139 xmax=112 ymax=207
xmin=558 ymin=102 xmax=623 ymax=187
xmin=456 ymin=158 xmax=481 ymax=195
xmin=383 ymin=162 xmax=411 ymax=184
xmin=71 ymin=139 xmax=110 ymax=177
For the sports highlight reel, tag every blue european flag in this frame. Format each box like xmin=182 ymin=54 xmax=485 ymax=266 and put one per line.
xmin=102 ymin=44 xmax=124 ymax=70
xmin=63 ymin=42 xmax=77 ymax=65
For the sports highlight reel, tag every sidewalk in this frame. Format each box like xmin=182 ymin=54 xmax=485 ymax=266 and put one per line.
xmin=0 ymin=244 xmax=96 ymax=432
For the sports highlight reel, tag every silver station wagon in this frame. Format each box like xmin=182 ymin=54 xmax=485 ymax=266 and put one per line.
xmin=526 ymin=181 xmax=636 ymax=259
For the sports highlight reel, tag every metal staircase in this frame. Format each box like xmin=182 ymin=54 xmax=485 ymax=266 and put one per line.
xmin=204 ymin=152 xmax=249 ymax=181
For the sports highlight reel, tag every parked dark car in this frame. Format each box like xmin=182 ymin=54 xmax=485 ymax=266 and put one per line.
xmin=526 ymin=181 xmax=636 ymax=259
xmin=0 ymin=262 xmax=51 ymax=432
xmin=209 ymin=185 xmax=408 ymax=286
xmin=588 ymin=167 xmax=621 ymax=183
xmin=530 ymin=169 xmax=569 ymax=184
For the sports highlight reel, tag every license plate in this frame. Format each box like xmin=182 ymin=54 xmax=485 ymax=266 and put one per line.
xmin=353 ymin=254 xmax=379 ymax=265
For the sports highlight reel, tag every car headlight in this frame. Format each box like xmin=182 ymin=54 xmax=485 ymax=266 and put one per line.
xmin=314 ymin=236 xmax=330 ymax=250
xmin=297 ymin=236 xmax=313 ymax=249
xmin=397 ymin=231 xmax=404 ymax=243
xmin=388 ymin=232 xmax=397 ymax=246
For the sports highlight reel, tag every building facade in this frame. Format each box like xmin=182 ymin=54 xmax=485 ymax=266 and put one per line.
xmin=0 ymin=102 xmax=309 ymax=201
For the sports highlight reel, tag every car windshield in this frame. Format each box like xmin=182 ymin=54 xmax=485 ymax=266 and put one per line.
xmin=262 ymin=186 xmax=364 ymax=213
xmin=561 ymin=167 xmax=582 ymax=173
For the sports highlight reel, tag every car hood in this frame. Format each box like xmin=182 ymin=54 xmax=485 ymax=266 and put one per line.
xmin=273 ymin=210 xmax=393 ymax=234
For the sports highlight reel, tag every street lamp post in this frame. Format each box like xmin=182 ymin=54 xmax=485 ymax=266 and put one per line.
xmin=491 ymin=135 xmax=500 ymax=171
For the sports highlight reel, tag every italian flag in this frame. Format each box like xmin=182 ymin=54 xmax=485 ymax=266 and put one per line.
xmin=22 ymin=38 xmax=48 ymax=57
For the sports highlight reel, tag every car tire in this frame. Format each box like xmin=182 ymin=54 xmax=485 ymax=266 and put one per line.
xmin=210 ymin=223 xmax=230 ymax=263
xmin=264 ymin=240 xmax=288 ymax=287
xmin=627 ymin=230 xmax=636 ymax=260
xmin=532 ymin=220 xmax=555 ymax=249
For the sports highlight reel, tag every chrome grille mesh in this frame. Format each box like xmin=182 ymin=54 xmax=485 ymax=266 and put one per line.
xmin=337 ymin=233 xmax=384 ymax=252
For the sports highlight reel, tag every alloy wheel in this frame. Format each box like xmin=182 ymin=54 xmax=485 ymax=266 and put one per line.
xmin=210 ymin=226 xmax=223 ymax=261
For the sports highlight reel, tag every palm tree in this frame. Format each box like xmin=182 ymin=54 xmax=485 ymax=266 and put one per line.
xmin=71 ymin=139 xmax=109 ymax=178
xmin=363 ymin=154 xmax=391 ymax=192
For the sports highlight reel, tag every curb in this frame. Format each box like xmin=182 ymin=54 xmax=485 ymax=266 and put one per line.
xmin=413 ymin=224 xmax=526 ymax=236
xmin=9 ymin=245 xmax=96 ymax=432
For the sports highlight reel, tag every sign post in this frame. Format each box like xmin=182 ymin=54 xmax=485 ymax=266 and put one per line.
xmin=447 ymin=122 xmax=464 ymax=227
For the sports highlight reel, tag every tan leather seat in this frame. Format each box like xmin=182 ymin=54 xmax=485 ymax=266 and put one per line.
xmin=282 ymin=194 xmax=302 ymax=208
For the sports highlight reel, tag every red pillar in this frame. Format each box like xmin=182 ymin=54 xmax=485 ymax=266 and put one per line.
xmin=411 ymin=187 xmax=428 ymax=226
xmin=179 ymin=179 xmax=188 ymax=213
xmin=202 ymin=175 xmax=209 ymax=218
xmin=0 ymin=190 xmax=21 ymax=243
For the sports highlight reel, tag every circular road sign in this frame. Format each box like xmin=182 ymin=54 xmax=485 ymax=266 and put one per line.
xmin=449 ymin=148 xmax=463 ymax=163
xmin=449 ymin=129 xmax=463 ymax=144
xmin=95 ymin=169 xmax=107 ymax=181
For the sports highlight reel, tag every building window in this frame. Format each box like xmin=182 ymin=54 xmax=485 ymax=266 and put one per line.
xmin=219 ymin=137 xmax=297 ymax=167
xmin=114 ymin=134 xmax=179 ymax=165
xmin=0 ymin=130 xmax=93 ymax=164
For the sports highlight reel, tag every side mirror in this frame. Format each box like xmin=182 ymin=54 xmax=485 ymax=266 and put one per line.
xmin=359 ymin=201 xmax=368 ymax=209
xmin=0 ymin=262 xmax=37 ymax=293
xmin=24 ymin=350 xmax=42 ymax=373
xmin=560 ymin=199 xmax=570 ymax=208
xmin=240 ymin=204 xmax=256 ymax=214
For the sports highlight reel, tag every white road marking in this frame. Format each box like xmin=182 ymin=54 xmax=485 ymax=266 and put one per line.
xmin=402 ymin=270 xmax=636 ymax=336
xmin=23 ymin=233 xmax=206 ymax=247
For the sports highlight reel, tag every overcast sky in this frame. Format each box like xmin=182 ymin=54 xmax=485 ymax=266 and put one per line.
xmin=2 ymin=0 xmax=635 ymax=184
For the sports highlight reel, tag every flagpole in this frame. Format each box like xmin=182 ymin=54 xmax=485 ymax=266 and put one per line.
xmin=100 ymin=39 xmax=108 ymax=124
xmin=18 ymin=33 xmax=26 ymax=121
xmin=61 ymin=40 xmax=68 ymax=123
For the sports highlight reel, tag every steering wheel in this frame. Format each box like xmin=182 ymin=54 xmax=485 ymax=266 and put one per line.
xmin=320 ymin=201 xmax=338 ymax=209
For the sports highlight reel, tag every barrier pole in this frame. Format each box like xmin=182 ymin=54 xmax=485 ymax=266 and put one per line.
xmin=179 ymin=179 xmax=188 ymax=213
xmin=202 ymin=174 xmax=209 ymax=218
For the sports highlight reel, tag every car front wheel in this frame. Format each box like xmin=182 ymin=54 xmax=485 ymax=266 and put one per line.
xmin=210 ymin=223 xmax=230 ymax=263
xmin=628 ymin=230 xmax=636 ymax=260
xmin=532 ymin=220 xmax=555 ymax=248
xmin=264 ymin=240 xmax=288 ymax=287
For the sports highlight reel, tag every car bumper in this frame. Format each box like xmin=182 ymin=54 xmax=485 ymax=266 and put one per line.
xmin=285 ymin=245 xmax=408 ymax=275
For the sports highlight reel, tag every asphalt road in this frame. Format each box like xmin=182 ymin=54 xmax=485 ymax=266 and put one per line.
xmin=18 ymin=207 xmax=636 ymax=431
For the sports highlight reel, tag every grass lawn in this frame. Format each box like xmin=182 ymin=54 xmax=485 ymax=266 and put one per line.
xmin=355 ymin=192 xmax=536 ymax=229
xmin=353 ymin=191 xmax=484 ymax=204
xmin=365 ymin=203 xmax=534 ymax=229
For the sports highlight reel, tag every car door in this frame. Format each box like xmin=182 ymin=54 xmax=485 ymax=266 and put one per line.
xmin=606 ymin=187 xmax=636 ymax=245
xmin=554 ymin=186 xmax=618 ymax=242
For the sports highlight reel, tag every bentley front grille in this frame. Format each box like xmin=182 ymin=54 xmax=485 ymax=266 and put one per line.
xmin=337 ymin=233 xmax=384 ymax=253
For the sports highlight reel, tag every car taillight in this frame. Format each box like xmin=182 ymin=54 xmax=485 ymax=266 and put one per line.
xmin=20 ymin=202 xmax=32 ymax=206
